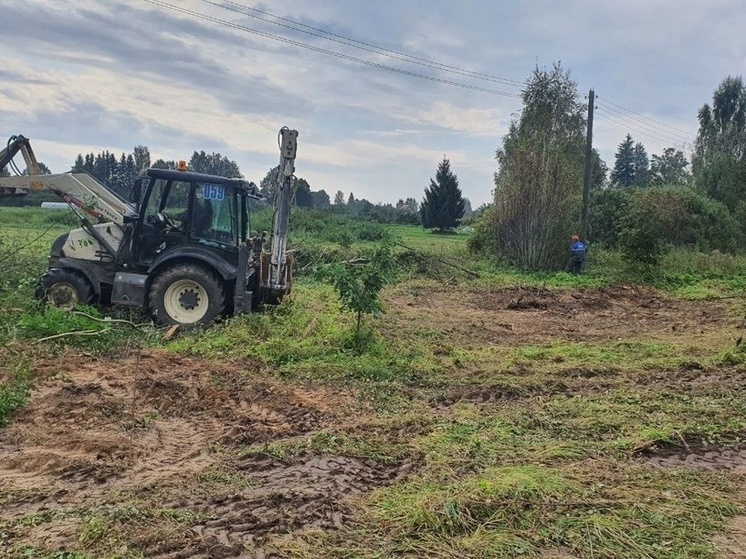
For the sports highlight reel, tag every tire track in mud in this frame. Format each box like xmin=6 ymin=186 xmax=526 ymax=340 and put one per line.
xmin=0 ymin=350 xmax=386 ymax=556
xmin=641 ymin=444 xmax=746 ymax=558
xmin=145 ymin=454 xmax=417 ymax=557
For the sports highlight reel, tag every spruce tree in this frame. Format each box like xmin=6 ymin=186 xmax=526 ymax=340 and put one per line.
xmin=72 ymin=154 xmax=85 ymax=172
xmin=420 ymin=157 xmax=465 ymax=232
xmin=632 ymin=142 xmax=651 ymax=187
xmin=611 ymin=134 xmax=636 ymax=187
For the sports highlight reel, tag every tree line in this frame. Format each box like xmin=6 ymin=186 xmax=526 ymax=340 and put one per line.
xmin=466 ymin=64 xmax=746 ymax=272
xmin=59 ymin=146 xmax=474 ymax=227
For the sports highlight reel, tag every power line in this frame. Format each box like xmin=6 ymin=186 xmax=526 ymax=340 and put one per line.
xmin=597 ymin=96 xmax=694 ymax=137
xmin=140 ymin=0 xmax=521 ymax=98
xmin=203 ymin=0 xmax=527 ymax=88
xmin=596 ymin=109 xmax=690 ymax=149
xmin=595 ymin=104 xmax=694 ymax=145
xmin=595 ymin=109 xmax=691 ymax=150
xmin=596 ymin=100 xmax=694 ymax=144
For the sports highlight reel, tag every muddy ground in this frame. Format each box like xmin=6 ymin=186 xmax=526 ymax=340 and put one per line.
xmin=388 ymin=283 xmax=737 ymax=346
xmin=1 ymin=285 xmax=744 ymax=557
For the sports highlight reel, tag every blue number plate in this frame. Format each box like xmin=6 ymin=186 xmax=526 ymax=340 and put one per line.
xmin=203 ymin=184 xmax=225 ymax=201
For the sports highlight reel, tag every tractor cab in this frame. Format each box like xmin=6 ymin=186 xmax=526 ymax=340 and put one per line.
xmin=130 ymin=167 xmax=259 ymax=267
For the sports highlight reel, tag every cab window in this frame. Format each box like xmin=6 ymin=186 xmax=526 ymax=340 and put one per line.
xmin=191 ymin=183 xmax=236 ymax=246
xmin=145 ymin=179 xmax=191 ymax=229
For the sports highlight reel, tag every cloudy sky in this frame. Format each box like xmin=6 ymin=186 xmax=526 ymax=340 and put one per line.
xmin=2 ymin=0 xmax=744 ymax=206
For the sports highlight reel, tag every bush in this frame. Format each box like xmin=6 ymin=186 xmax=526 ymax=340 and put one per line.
xmin=588 ymin=188 xmax=632 ymax=248
xmin=618 ymin=200 xmax=667 ymax=274
xmin=466 ymin=206 xmax=499 ymax=256
xmin=617 ymin=186 xmax=745 ymax=276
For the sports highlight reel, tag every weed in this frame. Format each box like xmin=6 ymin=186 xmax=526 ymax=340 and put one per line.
xmin=0 ymin=361 xmax=31 ymax=427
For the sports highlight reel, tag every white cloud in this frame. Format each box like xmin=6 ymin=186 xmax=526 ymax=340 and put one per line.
xmin=2 ymin=0 xmax=743 ymax=208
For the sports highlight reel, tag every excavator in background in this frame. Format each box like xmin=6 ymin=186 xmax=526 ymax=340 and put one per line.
xmin=0 ymin=129 xmax=298 ymax=326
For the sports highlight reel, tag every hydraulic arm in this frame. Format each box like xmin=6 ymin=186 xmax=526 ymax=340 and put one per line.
xmin=0 ymin=173 xmax=137 ymax=225
xmin=0 ymin=135 xmax=41 ymax=196
xmin=0 ymin=135 xmax=137 ymax=224
xmin=266 ymin=127 xmax=298 ymax=293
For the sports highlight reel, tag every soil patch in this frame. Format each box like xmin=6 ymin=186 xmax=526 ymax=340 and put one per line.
xmin=643 ymin=446 xmax=746 ymax=472
xmin=0 ymin=350 xmax=365 ymax=556
xmin=169 ymin=453 xmax=416 ymax=553
xmin=387 ymin=284 xmax=735 ymax=347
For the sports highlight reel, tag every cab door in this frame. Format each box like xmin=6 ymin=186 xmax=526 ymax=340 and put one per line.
xmin=133 ymin=178 xmax=193 ymax=265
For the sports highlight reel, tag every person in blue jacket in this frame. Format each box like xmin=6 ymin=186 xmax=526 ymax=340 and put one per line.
xmin=567 ymin=235 xmax=587 ymax=274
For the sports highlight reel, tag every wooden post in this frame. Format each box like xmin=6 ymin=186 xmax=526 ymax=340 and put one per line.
xmin=580 ymin=89 xmax=595 ymax=240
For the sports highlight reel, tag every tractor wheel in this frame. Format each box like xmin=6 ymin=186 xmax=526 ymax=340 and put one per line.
xmin=148 ymin=264 xmax=225 ymax=326
xmin=38 ymin=269 xmax=94 ymax=310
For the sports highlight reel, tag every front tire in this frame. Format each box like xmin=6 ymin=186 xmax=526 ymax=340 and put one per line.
xmin=148 ymin=264 xmax=225 ymax=326
xmin=37 ymin=269 xmax=94 ymax=310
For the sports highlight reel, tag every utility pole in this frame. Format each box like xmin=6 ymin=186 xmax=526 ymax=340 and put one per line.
xmin=580 ymin=88 xmax=594 ymax=240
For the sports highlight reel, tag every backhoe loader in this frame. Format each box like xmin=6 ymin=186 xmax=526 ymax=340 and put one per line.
xmin=0 ymin=129 xmax=298 ymax=326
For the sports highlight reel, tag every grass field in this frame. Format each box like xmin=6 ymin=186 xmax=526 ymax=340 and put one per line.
xmin=2 ymin=207 xmax=746 ymax=558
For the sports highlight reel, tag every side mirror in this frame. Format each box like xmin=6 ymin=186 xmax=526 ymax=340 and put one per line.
xmin=129 ymin=178 xmax=143 ymax=204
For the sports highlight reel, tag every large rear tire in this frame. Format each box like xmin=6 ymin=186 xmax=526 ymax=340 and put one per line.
xmin=148 ymin=264 xmax=225 ymax=326
xmin=37 ymin=269 xmax=94 ymax=310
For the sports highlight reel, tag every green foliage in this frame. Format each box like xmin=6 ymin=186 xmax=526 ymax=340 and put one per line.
xmin=618 ymin=193 xmax=669 ymax=273
xmin=611 ymin=134 xmax=635 ymax=187
xmin=590 ymin=148 xmax=608 ymax=189
xmin=651 ymin=147 xmax=690 ymax=185
xmin=618 ymin=186 xmax=743 ymax=272
xmin=0 ymin=362 xmax=30 ymax=427
xmin=466 ymin=205 xmax=498 ymax=255
xmin=319 ymin=242 xmax=399 ymax=336
xmin=188 ymin=150 xmax=242 ymax=177
xmin=492 ymin=62 xmax=585 ymax=271
xmin=14 ymin=306 xmax=139 ymax=352
xmin=694 ymin=75 xmax=746 ymax=210
xmin=72 ymin=149 xmax=139 ymax=199
xmin=420 ymin=158 xmax=465 ymax=231
xmin=588 ymin=187 xmax=632 ymax=247
xmin=0 ymin=189 xmax=59 ymax=208
xmin=632 ymin=141 xmax=651 ymax=187
xmin=294 ymin=177 xmax=313 ymax=207
xmin=290 ymin=209 xmax=388 ymax=243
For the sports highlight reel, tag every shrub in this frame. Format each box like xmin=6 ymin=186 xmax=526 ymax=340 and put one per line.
xmin=318 ymin=242 xmax=398 ymax=340
xmin=588 ymin=188 xmax=633 ymax=248
xmin=466 ymin=206 xmax=499 ymax=256
xmin=616 ymin=186 xmax=745 ymax=276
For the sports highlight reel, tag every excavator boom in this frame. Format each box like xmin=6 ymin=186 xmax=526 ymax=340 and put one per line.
xmin=0 ymin=135 xmax=41 ymax=196
xmin=267 ymin=127 xmax=298 ymax=293
xmin=0 ymin=173 xmax=136 ymax=225
xmin=0 ymin=135 xmax=137 ymax=224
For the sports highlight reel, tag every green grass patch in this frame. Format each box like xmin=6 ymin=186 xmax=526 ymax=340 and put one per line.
xmin=347 ymin=464 xmax=737 ymax=559
xmin=0 ymin=360 xmax=31 ymax=427
xmin=168 ymin=281 xmax=439 ymax=386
